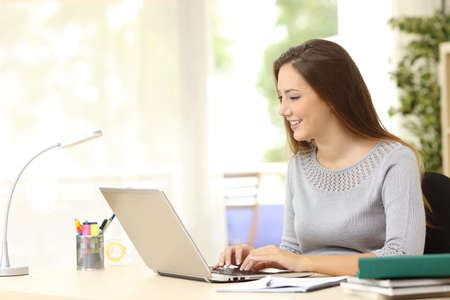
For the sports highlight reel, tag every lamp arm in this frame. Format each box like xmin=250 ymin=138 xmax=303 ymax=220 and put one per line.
xmin=1 ymin=143 xmax=60 ymax=268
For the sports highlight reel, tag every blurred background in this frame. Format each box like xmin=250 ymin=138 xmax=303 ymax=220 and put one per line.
xmin=0 ymin=0 xmax=448 ymax=268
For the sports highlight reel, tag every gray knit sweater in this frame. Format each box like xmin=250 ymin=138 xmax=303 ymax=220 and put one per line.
xmin=280 ymin=141 xmax=425 ymax=257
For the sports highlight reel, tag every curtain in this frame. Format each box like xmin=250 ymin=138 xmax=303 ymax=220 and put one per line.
xmin=0 ymin=0 xmax=226 ymax=267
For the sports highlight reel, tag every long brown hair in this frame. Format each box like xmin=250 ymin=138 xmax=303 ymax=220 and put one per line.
xmin=273 ymin=39 xmax=431 ymax=213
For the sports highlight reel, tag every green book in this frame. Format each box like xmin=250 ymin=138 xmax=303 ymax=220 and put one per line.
xmin=358 ymin=254 xmax=450 ymax=279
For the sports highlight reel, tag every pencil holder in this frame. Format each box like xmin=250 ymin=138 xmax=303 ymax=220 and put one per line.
xmin=76 ymin=235 xmax=104 ymax=270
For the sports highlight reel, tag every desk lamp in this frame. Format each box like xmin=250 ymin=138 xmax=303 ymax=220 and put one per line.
xmin=0 ymin=130 xmax=103 ymax=276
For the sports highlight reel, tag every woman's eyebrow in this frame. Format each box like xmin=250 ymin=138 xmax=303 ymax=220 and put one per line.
xmin=277 ymin=88 xmax=301 ymax=94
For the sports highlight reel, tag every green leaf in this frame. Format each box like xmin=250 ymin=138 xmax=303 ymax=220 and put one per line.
xmin=389 ymin=10 xmax=445 ymax=171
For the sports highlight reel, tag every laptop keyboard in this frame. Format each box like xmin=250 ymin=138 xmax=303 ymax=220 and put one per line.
xmin=210 ymin=266 xmax=265 ymax=276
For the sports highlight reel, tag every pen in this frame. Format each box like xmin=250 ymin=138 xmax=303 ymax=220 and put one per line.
xmin=266 ymin=277 xmax=272 ymax=287
xmin=99 ymin=219 xmax=108 ymax=231
xmin=100 ymin=214 xmax=115 ymax=234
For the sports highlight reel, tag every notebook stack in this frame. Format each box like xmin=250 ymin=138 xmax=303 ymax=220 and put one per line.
xmin=340 ymin=254 xmax=450 ymax=299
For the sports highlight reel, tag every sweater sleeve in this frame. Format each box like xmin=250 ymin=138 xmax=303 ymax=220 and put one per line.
xmin=280 ymin=157 xmax=302 ymax=254
xmin=373 ymin=147 xmax=425 ymax=257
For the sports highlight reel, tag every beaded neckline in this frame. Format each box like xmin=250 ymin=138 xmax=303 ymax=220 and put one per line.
xmin=298 ymin=141 xmax=398 ymax=192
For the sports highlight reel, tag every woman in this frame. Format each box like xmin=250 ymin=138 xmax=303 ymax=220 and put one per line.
xmin=214 ymin=39 xmax=427 ymax=276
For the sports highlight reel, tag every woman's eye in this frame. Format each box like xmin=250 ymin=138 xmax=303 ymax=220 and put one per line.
xmin=290 ymin=96 xmax=300 ymax=100
xmin=277 ymin=95 xmax=282 ymax=101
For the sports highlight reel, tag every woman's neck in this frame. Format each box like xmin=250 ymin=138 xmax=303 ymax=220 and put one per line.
xmin=314 ymin=130 xmax=380 ymax=170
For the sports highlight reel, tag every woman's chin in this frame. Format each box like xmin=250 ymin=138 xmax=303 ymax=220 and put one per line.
xmin=293 ymin=132 xmax=308 ymax=142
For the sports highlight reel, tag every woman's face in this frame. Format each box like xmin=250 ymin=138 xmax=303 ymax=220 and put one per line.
xmin=277 ymin=63 xmax=334 ymax=142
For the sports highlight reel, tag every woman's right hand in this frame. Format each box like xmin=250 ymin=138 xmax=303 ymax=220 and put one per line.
xmin=212 ymin=244 xmax=253 ymax=269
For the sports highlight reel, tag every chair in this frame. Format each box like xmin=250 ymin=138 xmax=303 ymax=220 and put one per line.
xmin=224 ymin=172 xmax=287 ymax=247
xmin=253 ymin=204 xmax=284 ymax=248
xmin=422 ymin=172 xmax=450 ymax=254
xmin=224 ymin=172 xmax=261 ymax=246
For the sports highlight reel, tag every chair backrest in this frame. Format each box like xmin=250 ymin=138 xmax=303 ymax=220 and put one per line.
xmin=422 ymin=172 xmax=450 ymax=254
xmin=223 ymin=172 xmax=261 ymax=246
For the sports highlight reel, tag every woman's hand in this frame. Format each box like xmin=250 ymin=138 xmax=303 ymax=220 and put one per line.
xmin=213 ymin=244 xmax=253 ymax=269
xmin=239 ymin=245 xmax=304 ymax=272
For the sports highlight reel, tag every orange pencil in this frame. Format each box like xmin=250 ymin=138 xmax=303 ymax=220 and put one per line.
xmin=74 ymin=219 xmax=82 ymax=234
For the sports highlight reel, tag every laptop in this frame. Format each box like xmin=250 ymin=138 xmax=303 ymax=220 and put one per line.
xmin=99 ymin=187 xmax=310 ymax=282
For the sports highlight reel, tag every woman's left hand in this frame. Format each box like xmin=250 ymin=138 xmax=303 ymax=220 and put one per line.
xmin=239 ymin=245 xmax=304 ymax=272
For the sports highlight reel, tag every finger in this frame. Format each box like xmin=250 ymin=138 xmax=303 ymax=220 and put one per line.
xmin=217 ymin=251 xmax=225 ymax=267
xmin=214 ymin=252 xmax=223 ymax=269
xmin=235 ymin=247 xmax=243 ymax=265
xmin=224 ymin=247 xmax=234 ymax=266
xmin=241 ymin=252 xmax=260 ymax=271
xmin=239 ymin=247 xmax=259 ymax=270
xmin=239 ymin=254 xmax=250 ymax=271
xmin=212 ymin=261 xmax=220 ymax=269
xmin=243 ymin=257 xmax=256 ymax=271
xmin=242 ymin=253 xmax=271 ymax=271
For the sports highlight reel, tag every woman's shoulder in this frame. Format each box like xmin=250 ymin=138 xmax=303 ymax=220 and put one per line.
xmin=379 ymin=140 xmax=417 ymax=165
xmin=374 ymin=140 xmax=421 ymax=180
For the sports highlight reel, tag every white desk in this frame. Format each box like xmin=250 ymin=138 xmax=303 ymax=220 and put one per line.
xmin=1 ymin=264 xmax=450 ymax=300
xmin=0 ymin=264 xmax=335 ymax=299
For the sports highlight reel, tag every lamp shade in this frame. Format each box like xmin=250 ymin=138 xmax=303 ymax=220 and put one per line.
xmin=59 ymin=130 xmax=103 ymax=149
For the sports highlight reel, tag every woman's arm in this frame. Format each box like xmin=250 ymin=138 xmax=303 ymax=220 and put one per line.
xmin=299 ymin=253 xmax=375 ymax=276
xmin=374 ymin=148 xmax=425 ymax=256
xmin=240 ymin=245 xmax=375 ymax=276
xmin=280 ymin=158 xmax=301 ymax=253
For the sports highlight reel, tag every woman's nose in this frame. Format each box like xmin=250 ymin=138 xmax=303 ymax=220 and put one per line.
xmin=278 ymin=100 xmax=290 ymax=117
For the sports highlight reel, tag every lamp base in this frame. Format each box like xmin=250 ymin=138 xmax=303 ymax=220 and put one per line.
xmin=0 ymin=265 xmax=29 ymax=276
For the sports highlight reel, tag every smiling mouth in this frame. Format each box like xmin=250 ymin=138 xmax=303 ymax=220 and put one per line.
xmin=289 ymin=120 xmax=302 ymax=129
